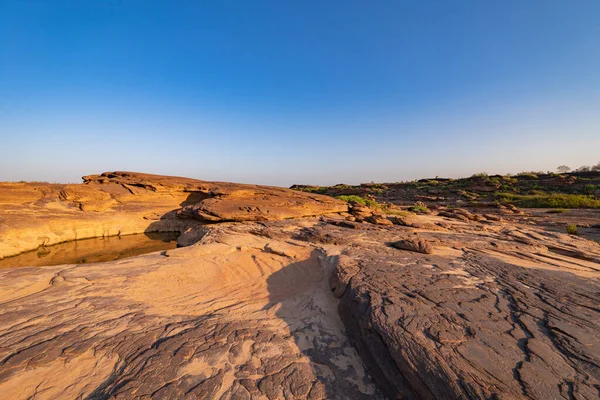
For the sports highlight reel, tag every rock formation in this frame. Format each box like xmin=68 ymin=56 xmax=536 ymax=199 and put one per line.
xmin=0 ymin=172 xmax=347 ymax=259
xmin=1 ymin=173 xmax=599 ymax=399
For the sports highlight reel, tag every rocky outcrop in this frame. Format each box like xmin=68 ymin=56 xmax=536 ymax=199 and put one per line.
xmin=2 ymin=174 xmax=600 ymax=399
xmin=325 ymin=216 xmax=600 ymax=399
xmin=0 ymin=172 xmax=347 ymax=259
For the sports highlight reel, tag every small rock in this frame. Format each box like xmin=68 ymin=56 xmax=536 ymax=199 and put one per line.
xmin=483 ymin=214 xmax=503 ymax=222
xmin=366 ymin=215 xmax=393 ymax=226
xmin=391 ymin=238 xmax=434 ymax=254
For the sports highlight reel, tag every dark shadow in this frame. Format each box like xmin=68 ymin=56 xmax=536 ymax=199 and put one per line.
xmin=179 ymin=191 xmax=212 ymax=207
xmin=263 ymin=250 xmax=379 ymax=399
xmin=143 ymin=191 xmax=214 ymax=247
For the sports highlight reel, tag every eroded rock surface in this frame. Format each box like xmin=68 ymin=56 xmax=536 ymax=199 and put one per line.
xmin=0 ymin=222 xmax=378 ymax=399
xmin=1 ymin=174 xmax=599 ymax=400
xmin=0 ymin=172 xmax=346 ymax=259
xmin=322 ymin=216 xmax=600 ymax=399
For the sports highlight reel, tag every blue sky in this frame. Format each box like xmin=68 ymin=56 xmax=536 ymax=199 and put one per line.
xmin=1 ymin=1 xmax=599 ymax=186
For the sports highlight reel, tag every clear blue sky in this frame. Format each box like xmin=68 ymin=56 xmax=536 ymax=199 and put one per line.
xmin=1 ymin=1 xmax=599 ymax=186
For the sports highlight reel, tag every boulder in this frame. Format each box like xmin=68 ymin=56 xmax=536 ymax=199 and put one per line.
xmin=390 ymin=237 xmax=434 ymax=254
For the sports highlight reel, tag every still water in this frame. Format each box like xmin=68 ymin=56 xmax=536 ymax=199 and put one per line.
xmin=0 ymin=232 xmax=179 ymax=269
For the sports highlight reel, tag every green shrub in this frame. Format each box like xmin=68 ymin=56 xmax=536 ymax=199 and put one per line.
xmin=333 ymin=184 xmax=352 ymax=190
xmin=337 ymin=195 xmax=380 ymax=209
xmin=384 ymin=209 xmax=410 ymax=217
xmin=496 ymin=193 xmax=600 ymax=208
xmin=546 ymin=209 xmax=567 ymax=214
xmin=301 ymin=187 xmax=328 ymax=194
xmin=583 ymin=184 xmax=599 ymax=195
xmin=408 ymin=205 xmax=430 ymax=213
xmin=566 ymin=224 xmax=578 ymax=235
xmin=516 ymin=172 xmax=539 ymax=179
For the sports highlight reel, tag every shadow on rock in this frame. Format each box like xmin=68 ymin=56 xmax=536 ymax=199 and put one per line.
xmin=263 ymin=250 xmax=380 ymax=399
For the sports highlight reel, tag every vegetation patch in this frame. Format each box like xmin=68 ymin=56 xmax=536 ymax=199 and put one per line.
xmin=408 ymin=205 xmax=430 ymax=213
xmin=337 ymin=195 xmax=380 ymax=209
xmin=566 ymin=224 xmax=578 ymax=235
xmin=300 ymin=186 xmax=328 ymax=194
xmin=496 ymin=193 xmax=600 ymax=209
xmin=384 ymin=209 xmax=410 ymax=217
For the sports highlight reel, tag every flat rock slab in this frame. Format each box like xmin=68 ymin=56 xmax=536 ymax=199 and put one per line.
xmin=0 ymin=223 xmax=378 ymax=399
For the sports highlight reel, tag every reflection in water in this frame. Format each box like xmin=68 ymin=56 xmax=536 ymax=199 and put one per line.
xmin=0 ymin=232 xmax=179 ymax=269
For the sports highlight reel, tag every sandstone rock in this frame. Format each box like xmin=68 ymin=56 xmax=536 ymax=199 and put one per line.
xmin=0 ymin=172 xmax=347 ymax=259
xmin=328 ymin=220 xmax=360 ymax=229
xmin=329 ymin=255 xmax=360 ymax=298
xmin=329 ymin=220 xmax=600 ymax=399
xmin=366 ymin=215 xmax=393 ymax=226
xmin=0 ymin=224 xmax=378 ymax=399
xmin=483 ymin=213 xmax=504 ymax=222
xmin=390 ymin=237 xmax=434 ymax=254
xmin=2 ymin=175 xmax=600 ymax=400
xmin=438 ymin=211 xmax=470 ymax=222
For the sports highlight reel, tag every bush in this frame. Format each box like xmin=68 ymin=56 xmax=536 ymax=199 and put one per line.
xmin=337 ymin=195 xmax=380 ymax=209
xmin=583 ymin=184 xmax=599 ymax=195
xmin=496 ymin=193 xmax=600 ymax=208
xmin=300 ymin=186 xmax=327 ymax=194
xmin=383 ymin=209 xmax=410 ymax=217
xmin=408 ymin=205 xmax=430 ymax=213
xmin=516 ymin=172 xmax=539 ymax=179
xmin=566 ymin=224 xmax=578 ymax=235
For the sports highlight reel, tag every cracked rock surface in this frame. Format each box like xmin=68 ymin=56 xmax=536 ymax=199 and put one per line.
xmin=0 ymin=222 xmax=378 ymax=399
xmin=1 ymin=174 xmax=599 ymax=399
xmin=322 ymin=215 xmax=600 ymax=399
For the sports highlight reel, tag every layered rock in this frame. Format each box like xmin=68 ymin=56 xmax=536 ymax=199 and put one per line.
xmin=324 ymin=216 xmax=600 ymax=399
xmin=0 ymin=222 xmax=378 ymax=399
xmin=0 ymin=172 xmax=347 ymax=258
xmin=1 ymin=173 xmax=599 ymax=399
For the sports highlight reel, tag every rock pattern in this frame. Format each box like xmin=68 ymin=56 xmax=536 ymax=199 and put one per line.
xmin=0 ymin=172 xmax=347 ymax=259
xmin=0 ymin=223 xmax=378 ymax=399
xmin=83 ymin=171 xmax=347 ymax=222
xmin=323 ymin=216 xmax=600 ymax=399
xmin=1 ymin=174 xmax=600 ymax=400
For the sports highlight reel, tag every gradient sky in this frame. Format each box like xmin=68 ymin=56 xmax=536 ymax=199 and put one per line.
xmin=1 ymin=1 xmax=599 ymax=186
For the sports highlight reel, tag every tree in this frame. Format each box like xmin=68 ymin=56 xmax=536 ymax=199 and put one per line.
xmin=577 ymin=165 xmax=591 ymax=172
xmin=592 ymin=162 xmax=600 ymax=172
xmin=557 ymin=165 xmax=570 ymax=173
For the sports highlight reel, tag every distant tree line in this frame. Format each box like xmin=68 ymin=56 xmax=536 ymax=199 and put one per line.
xmin=557 ymin=162 xmax=600 ymax=173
